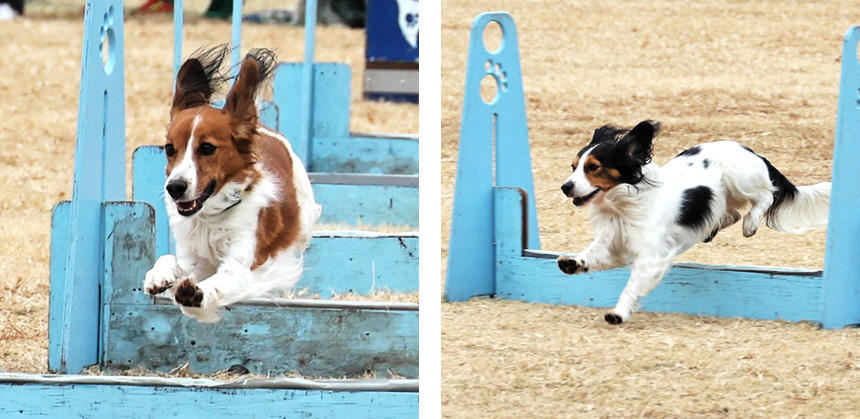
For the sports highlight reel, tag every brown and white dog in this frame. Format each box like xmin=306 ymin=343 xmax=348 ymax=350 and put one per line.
xmin=143 ymin=47 xmax=320 ymax=322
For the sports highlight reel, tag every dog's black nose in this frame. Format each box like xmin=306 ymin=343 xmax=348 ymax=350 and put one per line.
xmin=166 ymin=180 xmax=188 ymax=200
xmin=561 ymin=181 xmax=574 ymax=196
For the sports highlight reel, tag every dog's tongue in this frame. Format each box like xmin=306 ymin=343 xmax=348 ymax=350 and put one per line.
xmin=178 ymin=200 xmax=197 ymax=211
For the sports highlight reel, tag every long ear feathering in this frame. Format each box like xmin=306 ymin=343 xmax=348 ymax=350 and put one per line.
xmin=223 ymin=48 xmax=278 ymax=149
xmin=623 ymin=120 xmax=660 ymax=165
xmin=171 ymin=44 xmax=230 ymax=118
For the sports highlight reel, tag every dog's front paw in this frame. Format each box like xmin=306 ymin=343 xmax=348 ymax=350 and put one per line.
xmin=144 ymin=256 xmax=178 ymax=295
xmin=174 ymin=278 xmax=204 ymax=307
xmin=557 ymin=256 xmax=588 ymax=274
xmin=604 ymin=309 xmax=629 ymax=325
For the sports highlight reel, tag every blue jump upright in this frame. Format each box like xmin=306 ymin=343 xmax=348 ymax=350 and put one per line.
xmin=34 ymin=2 xmax=419 ymax=415
xmin=445 ymin=13 xmax=540 ymax=302
xmin=445 ymin=13 xmax=860 ymax=330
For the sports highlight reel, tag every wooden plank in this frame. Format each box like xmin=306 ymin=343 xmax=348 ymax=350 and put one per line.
xmin=445 ymin=13 xmax=539 ymax=302
xmin=273 ymin=63 xmax=352 ymax=163
xmin=821 ymin=26 xmax=860 ymax=329
xmin=101 ymin=303 xmax=418 ymax=377
xmin=0 ymin=374 xmax=417 ymax=419
xmin=313 ymin=183 xmax=418 ymax=227
xmin=310 ymin=173 xmax=418 ymax=187
xmin=311 ymin=135 xmax=418 ymax=174
xmin=48 ymin=201 xmax=70 ymax=371
xmin=493 ymin=186 xmax=825 ymax=323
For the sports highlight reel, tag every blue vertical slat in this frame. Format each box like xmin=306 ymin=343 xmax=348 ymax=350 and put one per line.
xmin=231 ymin=0 xmax=242 ymax=78
xmin=821 ymin=26 xmax=860 ymax=329
xmin=173 ymin=0 xmax=183 ymax=81
xmin=445 ymin=13 xmax=538 ymax=301
xmin=298 ymin=0 xmax=319 ymax=165
xmin=50 ymin=0 xmax=126 ymax=373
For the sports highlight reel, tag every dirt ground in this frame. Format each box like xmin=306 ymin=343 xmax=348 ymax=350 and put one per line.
xmin=0 ymin=1 xmax=417 ymax=373
xmin=442 ymin=0 xmax=860 ymax=417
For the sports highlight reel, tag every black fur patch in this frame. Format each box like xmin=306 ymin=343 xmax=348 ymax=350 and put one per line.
xmin=702 ymin=159 xmax=710 ymax=169
xmin=574 ymin=121 xmax=660 ymax=186
xmin=677 ymin=186 xmax=714 ymax=230
xmin=740 ymin=145 xmax=799 ymax=228
xmin=675 ymin=145 xmax=701 ymax=158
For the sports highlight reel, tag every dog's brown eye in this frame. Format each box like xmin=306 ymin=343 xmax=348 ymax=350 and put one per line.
xmin=199 ymin=142 xmax=216 ymax=156
xmin=586 ymin=163 xmax=599 ymax=172
xmin=164 ymin=144 xmax=175 ymax=157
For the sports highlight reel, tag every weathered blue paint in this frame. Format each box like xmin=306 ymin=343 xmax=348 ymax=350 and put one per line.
xmin=274 ymin=62 xmax=351 ymax=164
xmin=102 ymin=303 xmax=418 ymax=377
xmin=0 ymin=374 xmax=418 ymax=419
xmin=312 ymin=135 xmax=418 ymax=174
xmin=301 ymin=233 xmax=419 ymax=296
xmin=821 ymin=26 xmax=860 ymax=329
xmin=446 ymin=12 xmax=540 ymax=302
xmin=48 ymin=202 xmax=71 ymax=371
xmin=493 ymin=187 xmax=824 ymax=322
xmin=50 ymin=0 xmax=127 ymax=374
xmin=314 ymin=183 xmax=418 ymax=227
xmin=132 ymin=145 xmax=418 ymax=233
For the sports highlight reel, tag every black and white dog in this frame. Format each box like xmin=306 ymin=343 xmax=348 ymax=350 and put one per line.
xmin=558 ymin=120 xmax=830 ymax=324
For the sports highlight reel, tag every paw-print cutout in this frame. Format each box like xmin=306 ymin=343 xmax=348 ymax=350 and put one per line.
xmin=479 ymin=59 xmax=509 ymax=104
xmin=98 ymin=5 xmax=116 ymax=75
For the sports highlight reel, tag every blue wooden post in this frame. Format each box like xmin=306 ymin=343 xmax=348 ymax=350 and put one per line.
xmin=231 ymin=0 xmax=242 ymax=77
xmin=173 ymin=0 xmax=183 ymax=80
xmin=820 ymin=26 xmax=860 ymax=329
xmin=48 ymin=0 xmax=126 ymax=373
xmin=445 ymin=13 xmax=539 ymax=301
xmin=297 ymin=0 xmax=319 ymax=165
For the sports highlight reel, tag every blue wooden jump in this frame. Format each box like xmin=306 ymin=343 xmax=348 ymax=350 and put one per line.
xmin=445 ymin=12 xmax=860 ymax=330
xmin=24 ymin=2 xmax=420 ymax=417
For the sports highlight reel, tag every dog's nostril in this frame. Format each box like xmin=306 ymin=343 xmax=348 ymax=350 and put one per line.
xmin=561 ymin=182 xmax=573 ymax=195
xmin=166 ymin=180 xmax=188 ymax=199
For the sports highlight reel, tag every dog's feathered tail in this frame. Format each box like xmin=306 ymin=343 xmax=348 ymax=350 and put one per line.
xmin=762 ymin=157 xmax=830 ymax=233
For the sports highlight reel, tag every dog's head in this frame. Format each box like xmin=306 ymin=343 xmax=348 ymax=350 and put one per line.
xmin=561 ymin=120 xmax=660 ymax=206
xmin=163 ymin=46 xmax=276 ymax=217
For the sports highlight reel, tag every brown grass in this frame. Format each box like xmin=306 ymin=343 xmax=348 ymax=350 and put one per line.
xmin=0 ymin=1 xmax=416 ymax=373
xmin=442 ymin=0 xmax=860 ymax=417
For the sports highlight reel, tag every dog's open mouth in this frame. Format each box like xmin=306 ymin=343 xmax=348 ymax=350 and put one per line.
xmin=572 ymin=188 xmax=600 ymax=206
xmin=176 ymin=180 xmax=216 ymax=216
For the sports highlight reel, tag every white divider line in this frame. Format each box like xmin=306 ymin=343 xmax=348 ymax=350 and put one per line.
xmin=0 ymin=373 xmax=418 ymax=392
xmin=153 ymin=296 xmax=419 ymax=311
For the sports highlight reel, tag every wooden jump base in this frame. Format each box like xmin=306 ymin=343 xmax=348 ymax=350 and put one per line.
xmin=445 ymin=12 xmax=860 ymax=330
xmin=0 ymin=374 xmax=417 ymax=418
xmin=31 ymin=1 xmax=419 ymax=417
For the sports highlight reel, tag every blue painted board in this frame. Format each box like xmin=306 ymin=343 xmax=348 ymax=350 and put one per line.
xmin=0 ymin=376 xmax=417 ymax=418
xmin=314 ymin=184 xmax=418 ymax=227
xmin=54 ymin=0 xmax=127 ymax=374
xmin=821 ymin=26 xmax=860 ymax=329
xmin=366 ymin=0 xmax=419 ymax=63
xmin=274 ymin=62 xmax=352 ymax=163
xmin=493 ymin=187 xmax=825 ymax=323
xmin=446 ymin=12 xmax=540 ymax=302
xmin=313 ymin=135 xmax=418 ymax=174
xmin=48 ymin=202 xmax=70 ymax=371
xmin=102 ymin=303 xmax=418 ymax=377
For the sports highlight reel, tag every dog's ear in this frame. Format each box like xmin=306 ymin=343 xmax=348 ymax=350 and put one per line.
xmin=623 ymin=120 xmax=660 ymax=164
xmin=591 ymin=124 xmax=622 ymax=145
xmin=223 ymin=49 xmax=276 ymax=153
xmin=171 ymin=45 xmax=228 ymax=119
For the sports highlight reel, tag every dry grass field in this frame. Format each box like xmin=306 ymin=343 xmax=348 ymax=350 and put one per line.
xmin=0 ymin=1 xmax=416 ymax=373
xmin=442 ymin=0 xmax=860 ymax=417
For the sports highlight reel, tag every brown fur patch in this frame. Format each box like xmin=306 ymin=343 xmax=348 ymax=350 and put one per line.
xmin=583 ymin=154 xmax=623 ymax=191
xmin=250 ymin=133 xmax=300 ymax=269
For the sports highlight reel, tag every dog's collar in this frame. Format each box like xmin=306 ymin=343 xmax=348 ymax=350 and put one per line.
xmin=219 ymin=199 xmax=242 ymax=214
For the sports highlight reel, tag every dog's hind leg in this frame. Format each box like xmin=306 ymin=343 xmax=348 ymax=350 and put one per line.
xmin=704 ymin=209 xmax=741 ymax=242
xmin=605 ymin=255 xmax=674 ymax=324
xmin=742 ymin=191 xmax=773 ymax=237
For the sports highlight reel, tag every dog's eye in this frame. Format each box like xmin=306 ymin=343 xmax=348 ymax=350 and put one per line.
xmin=164 ymin=144 xmax=175 ymax=157
xmin=586 ymin=163 xmax=599 ymax=172
xmin=198 ymin=142 xmax=216 ymax=156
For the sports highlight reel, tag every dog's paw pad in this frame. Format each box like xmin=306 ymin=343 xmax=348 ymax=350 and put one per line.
xmin=557 ymin=257 xmax=580 ymax=274
xmin=174 ymin=279 xmax=204 ymax=307
xmin=604 ymin=312 xmax=624 ymax=325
